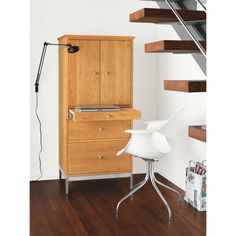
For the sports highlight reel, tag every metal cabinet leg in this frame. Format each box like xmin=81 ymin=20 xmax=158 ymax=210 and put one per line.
xmin=59 ymin=169 xmax=62 ymax=180
xmin=65 ymin=177 xmax=69 ymax=195
xmin=130 ymin=173 xmax=133 ymax=190
xmin=130 ymin=173 xmax=134 ymax=200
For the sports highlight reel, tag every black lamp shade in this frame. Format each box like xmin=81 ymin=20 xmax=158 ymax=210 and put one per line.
xmin=67 ymin=45 xmax=80 ymax=53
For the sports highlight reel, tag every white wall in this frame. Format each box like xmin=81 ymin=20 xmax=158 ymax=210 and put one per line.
xmin=30 ymin=0 xmax=206 ymax=189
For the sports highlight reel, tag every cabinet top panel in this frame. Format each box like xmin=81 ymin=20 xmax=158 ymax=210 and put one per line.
xmin=58 ymin=35 xmax=135 ymax=41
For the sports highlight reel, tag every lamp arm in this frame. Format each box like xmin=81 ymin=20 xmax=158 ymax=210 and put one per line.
xmin=47 ymin=42 xmax=71 ymax=47
xmin=34 ymin=42 xmax=78 ymax=92
xmin=35 ymin=42 xmax=48 ymax=92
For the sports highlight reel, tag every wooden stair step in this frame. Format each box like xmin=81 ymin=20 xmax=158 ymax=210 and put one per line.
xmin=141 ymin=0 xmax=179 ymax=2
xmin=145 ymin=40 xmax=206 ymax=53
xmin=164 ymin=80 xmax=206 ymax=92
xmin=189 ymin=126 xmax=206 ymax=142
xmin=130 ymin=8 xmax=206 ymax=24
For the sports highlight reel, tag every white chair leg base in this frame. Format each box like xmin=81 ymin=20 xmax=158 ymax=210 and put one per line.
xmin=150 ymin=170 xmax=172 ymax=221
xmin=116 ymin=160 xmax=179 ymax=221
xmin=153 ymin=175 xmax=181 ymax=202
xmin=116 ymin=171 xmax=149 ymax=217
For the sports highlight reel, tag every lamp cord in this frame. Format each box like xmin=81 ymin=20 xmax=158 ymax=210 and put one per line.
xmin=34 ymin=92 xmax=43 ymax=181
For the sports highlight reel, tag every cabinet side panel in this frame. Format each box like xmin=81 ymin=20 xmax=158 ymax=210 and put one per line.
xmin=130 ymin=40 xmax=133 ymax=107
xmin=59 ymin=39 xmax=69 ymax=175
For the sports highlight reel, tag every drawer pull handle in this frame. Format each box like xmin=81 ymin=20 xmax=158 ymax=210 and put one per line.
xmin=107 ymin=114 xmax=112 ymax=118
xmin=103 ymin=71 xmax=110 ymax=75
xmin=98 ymin=155 xmax=104 ymax=160
xmin=93 ymin=71 xmax=99 ymax=75
xmin=98 ymin=127 xmax=104 ymax=131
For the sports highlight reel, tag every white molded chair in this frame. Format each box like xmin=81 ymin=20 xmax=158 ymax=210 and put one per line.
xmin=116 ymin=109 xmax=183 ymax=221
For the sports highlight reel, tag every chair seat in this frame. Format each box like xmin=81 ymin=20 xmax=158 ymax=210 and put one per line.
xmin=118 ymin=132 xmax=172 ymax=160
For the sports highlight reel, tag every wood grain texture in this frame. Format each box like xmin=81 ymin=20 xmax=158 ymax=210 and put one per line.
xmin=70 ymin=108 xmax=141 ymax=121
xmin=145 ymin=40 xmax=206 ymax=53
xmin=68 ymin=40 xmax=100 ymax=106
xmin=130 ymin=8 xmax=206 ymax=24
xmin=68 ymin=140 xmax=131 ymax=176
xmin=30 ymin=175 xmax=206 ymax=236
xmin=189 ymin=126 xmax=206 ymax=142
xmin=68 ymin=120 xmax=131 ymax=141
xmin=66 ymin=36 xmax=134 ymax=107
xmin=101 ymin=40 xmax=132 ymax=106
xmin=58 ymin=35 xmax=140 ymax=180
xmin=164 ymin=80 xmax=206 ymax=92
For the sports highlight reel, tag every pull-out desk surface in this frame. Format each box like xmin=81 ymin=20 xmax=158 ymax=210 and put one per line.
xmin=69 ymin=108 xmax=141 ymax=121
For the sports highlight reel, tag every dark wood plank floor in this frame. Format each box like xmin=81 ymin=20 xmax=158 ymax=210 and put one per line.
xmin=30 ymin=174 xmax=206 ymax=236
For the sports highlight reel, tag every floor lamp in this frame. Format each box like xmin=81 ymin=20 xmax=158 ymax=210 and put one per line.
xmin=34 ymin=42 xmax=79 ymax=180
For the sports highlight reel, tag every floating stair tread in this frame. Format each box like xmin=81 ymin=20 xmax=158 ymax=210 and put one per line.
xmin=145 ymin=40 xmax=206 ymax=53
xmin=164 ymin=80 xmax=206 ymax=92
xmin=141 ymin=0 xmax=179 ymax=1
xmin=189 ymin=126 xmax=206 ymax=142
xmin=130 ymin=8 xmax=206 ymax=24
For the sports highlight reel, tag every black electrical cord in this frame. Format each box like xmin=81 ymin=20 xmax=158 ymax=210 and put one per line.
xmin=34 ymin=92 xmax=43 ymax=181
xmin=33 ymin=42 xmax=79 ymax=181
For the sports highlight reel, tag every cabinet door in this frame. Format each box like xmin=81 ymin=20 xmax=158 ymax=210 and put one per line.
xmin=68 ymin=40 xmax=100 ymax=107
xmin=101 ymin=41 xmax=132 ymax=106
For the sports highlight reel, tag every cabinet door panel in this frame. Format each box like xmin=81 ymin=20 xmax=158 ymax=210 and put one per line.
xmin=68 ymin=40 xmax=100 ymax=106
xmin=101 ymin=41 xmax=132 ymax=106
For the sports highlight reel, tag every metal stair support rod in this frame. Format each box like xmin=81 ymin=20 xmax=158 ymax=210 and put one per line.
xmin=163 ymin=0 xmax=206 ymax=57
xmin=195 ymin=0 xmax=206 ymax=12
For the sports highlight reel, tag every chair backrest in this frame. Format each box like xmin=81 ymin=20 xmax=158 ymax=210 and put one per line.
xmin=117 ymin=109 xmax=183 ymax=159
xmin=146 ymin=109 xmax=183 ymax=139
xmin=157 ymin=109 xmax=183 ymax=139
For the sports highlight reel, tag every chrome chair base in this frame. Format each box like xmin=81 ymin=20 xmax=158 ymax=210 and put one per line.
xmin=116 ymin=160 xmax=181 ymax=221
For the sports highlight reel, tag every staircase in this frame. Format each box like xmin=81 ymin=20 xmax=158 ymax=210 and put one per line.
xmin=130 ymin=0 xmax=206 ymax=142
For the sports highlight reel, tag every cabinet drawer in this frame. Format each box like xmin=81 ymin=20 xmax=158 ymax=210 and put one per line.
xmin=68 ymin=120 xmax=131 ymax=141
xmin=68 ymin=140 xmax=131 ymax=176
xmin=69 ymin=108 xmax=141 ymax=121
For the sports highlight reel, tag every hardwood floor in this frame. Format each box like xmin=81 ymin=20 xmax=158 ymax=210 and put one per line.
xmin=30 ymin=174 xmax=206 ymax=236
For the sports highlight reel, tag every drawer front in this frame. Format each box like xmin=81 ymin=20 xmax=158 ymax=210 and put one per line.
xmin=69 ymin=140 xmax=131 ymax=175
xmin=68 ymin=120 xmax=131 ymax=141
xmin=69 ymin=108 xmax=141 ymax=121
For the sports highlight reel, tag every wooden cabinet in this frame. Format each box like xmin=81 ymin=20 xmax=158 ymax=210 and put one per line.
xmin=58 ymin=35 xmax=141 ymax=192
